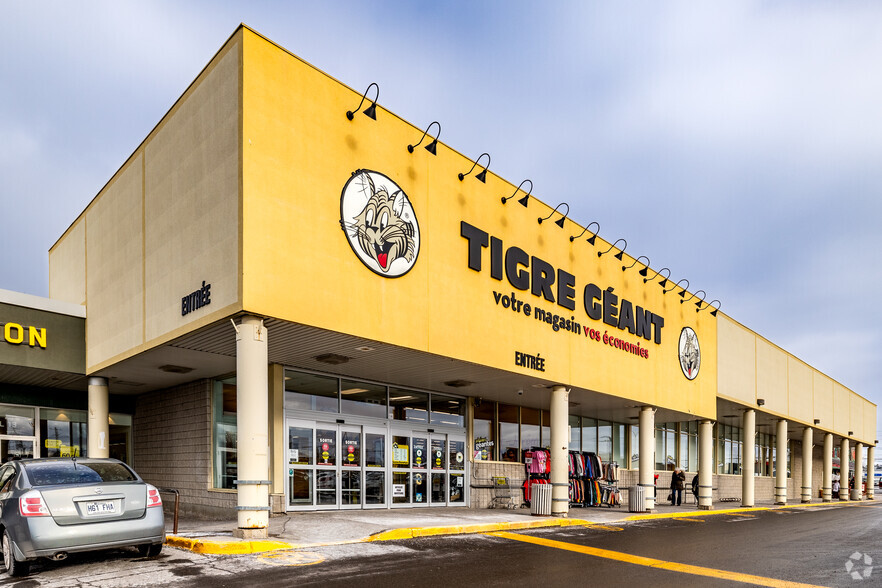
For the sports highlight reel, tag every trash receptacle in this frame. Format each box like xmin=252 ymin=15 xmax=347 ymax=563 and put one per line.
xmin=531 ymin=483 xmax=551 ymax=516
xmin=629 ymin=485 xmax=646 ymax=513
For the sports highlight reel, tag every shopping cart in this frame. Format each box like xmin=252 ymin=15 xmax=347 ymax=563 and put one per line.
xmin=490 ymin=476 xmax=517 ymax=509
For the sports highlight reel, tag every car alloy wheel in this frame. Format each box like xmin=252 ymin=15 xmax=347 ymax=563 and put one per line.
xmin=2 ymin=531 xmax=29 ymax=577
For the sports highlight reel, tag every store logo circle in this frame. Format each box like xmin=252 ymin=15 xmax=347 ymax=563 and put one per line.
xmin=340 ymin=169 xmax=419 ymax=277
xmin=679 ymin=327 xmax=700 ymax=380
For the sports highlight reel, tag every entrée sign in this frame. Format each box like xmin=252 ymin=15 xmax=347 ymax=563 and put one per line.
xmin=462 ymin=221 xmax=664 ymax=360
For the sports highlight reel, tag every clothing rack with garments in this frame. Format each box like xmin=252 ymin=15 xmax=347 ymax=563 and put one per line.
xmin=599 ymin=461 xmax=621 ymax=508
xmin=522 ymin=447 xmax=550 ymax=506
xmin=568 ymin=451 xmax=606 ymax=507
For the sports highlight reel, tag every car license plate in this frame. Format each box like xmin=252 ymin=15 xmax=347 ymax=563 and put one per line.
xmin=84 ymin=501 xmax=116 ymax=515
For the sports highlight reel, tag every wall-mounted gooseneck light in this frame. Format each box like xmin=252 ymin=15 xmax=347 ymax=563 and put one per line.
xmin=598 ymin=238 xmax=627 ymax=260
xmin=644 ymin=267 xmax=671 ymax=288
xmin=570 ymin=221 xmax=600 ymax=245
xmin=697 ymin=299 xmax=721 ymax=317
xmin=622 ymin=255 xmax=651 ymax=276
xmin=538 ymin=203 xmax=569 ymax=228
xmin=458 ymin=153 xmax=490 ymax=183
xmin=346 ymin=82 xmax=379 ymax=121
xmin=502 ymin=179 xmax=532 ymax=206
xmin=682 ymin=289 xmax=706 ymax=305
xmin=408 ymin=121 xmax=441 ymax=155
xmin=663 ymin=278 xmax=689 ymax=295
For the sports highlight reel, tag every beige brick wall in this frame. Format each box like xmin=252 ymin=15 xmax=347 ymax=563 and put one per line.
xmin=133 ymin=379 xmax=235 ymax=518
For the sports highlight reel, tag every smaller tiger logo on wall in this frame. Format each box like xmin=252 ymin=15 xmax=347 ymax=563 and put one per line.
xmin=678 ymin=327 xmax=701 ymax=380
xmin=340 ymin=170 xmax=420 ymax=278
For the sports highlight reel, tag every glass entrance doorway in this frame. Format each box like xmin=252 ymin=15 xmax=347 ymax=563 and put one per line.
xmin=286 ymin=419 xmax=466 ymax=510
xmin=287 ymin=420 xmax=387 ymax=510
xmin=390 ymin=429 xmax=466 ymax=507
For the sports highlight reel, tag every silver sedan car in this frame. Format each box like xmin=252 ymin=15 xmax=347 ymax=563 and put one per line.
xmin=0 ymin=457 xmax=165 ymax=577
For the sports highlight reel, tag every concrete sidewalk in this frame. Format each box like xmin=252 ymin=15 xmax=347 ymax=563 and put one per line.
xmin=163 ymin=499 xmax=853 ymax=555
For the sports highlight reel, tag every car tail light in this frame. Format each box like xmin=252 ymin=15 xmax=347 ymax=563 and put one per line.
xmin=19 ymin=490 xmax=49 ymax=517
xmin=146 ymin=485 xmax=163 ymax=508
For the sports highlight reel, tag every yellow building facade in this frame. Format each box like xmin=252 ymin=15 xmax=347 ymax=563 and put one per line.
xmin=41 ymin=26 xmax=875 ymax=521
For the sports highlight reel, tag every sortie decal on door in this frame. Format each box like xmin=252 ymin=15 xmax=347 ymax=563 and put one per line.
xmin=340 ymin=170 xmax=420 ymax=278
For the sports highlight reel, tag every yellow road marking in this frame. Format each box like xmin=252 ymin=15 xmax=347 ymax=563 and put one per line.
xmin=486 ymin=531 xmax=827 ymax=588
xmin=726 ymin=512 xmax=756 ymax=517
xmin=679 ymin=518 xmax=704 ymax=523
xmin=586 ymin=525 xmax=623 ymax=532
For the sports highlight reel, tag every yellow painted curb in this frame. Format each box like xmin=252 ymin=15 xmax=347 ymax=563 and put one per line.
xmin=165 ymin=535 xmax=292 ymax=555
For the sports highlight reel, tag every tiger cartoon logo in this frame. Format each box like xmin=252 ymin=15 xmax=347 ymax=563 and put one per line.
xmin=679 ymin=327 xmax=701 ymax=380
xmin=340 ymin=170 xmax=419 ymax=278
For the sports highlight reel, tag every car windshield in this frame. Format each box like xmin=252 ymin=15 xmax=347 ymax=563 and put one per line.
xmin=23 ymin=461 xmax=137 ymax=486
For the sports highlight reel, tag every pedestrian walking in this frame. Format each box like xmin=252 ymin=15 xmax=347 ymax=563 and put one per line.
xmin=670 ymin=467 xmax=686 ymax=506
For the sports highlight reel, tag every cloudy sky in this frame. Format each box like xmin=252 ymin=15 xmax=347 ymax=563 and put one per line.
xmin=2 ymin=1 xmax=880 ymax=441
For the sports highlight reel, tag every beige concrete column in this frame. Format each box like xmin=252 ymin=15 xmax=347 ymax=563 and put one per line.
xmin=822 ymin=433 xmax=833 ymax=502
xmin=840 ymin=437 xmax=850 ymax=501
xmin=801 ymin=427 xmax=813 ymax=503
xmin=853 ymin=442 xmax=864 ymax=500
xmin=868 ymin=445 xmax=876 ymax=500
xmin=87 ymin=377 xmax=110 ymax=458
xmin=233 ymin=316 xmax=269 ymax=538
xmin=775 ymin=419 xmax=787 ymax=505
xmin=742 ymin=410 xmax=755 ymax=507
xmin=639 ymin=406 xmax=656 ymax=511
xmin=550 ymin=385 xmax=569 ymax=516
xmin=698 ymin=419 xmax=713 ymax=510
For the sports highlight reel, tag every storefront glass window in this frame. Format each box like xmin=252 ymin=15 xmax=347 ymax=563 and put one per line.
xmin=665 ymin=425 xmax=676 ymax=471
xmin=520 ymin=408 xmax=540 ymax=458
xmin=679 ymin=429 xmax=688 ymax=471
xmin=365 ymin=433 xmax=384 ymax=468
xmin=285 ymin=371 xmax=338 ymax=413
xmin=449 ymin=439 xmax=465 ymax=471
xmin=598 ymin=420 xmax=612 ymax=462
xmin=473 ymin=402 xmax=496 ymax=461
xmin=340 ymin=380 xmax=386 ymax=419
xmin=498 ymin=404 xmax=519 ymax=462
xmin=212 ymin=378 xmax=237 ymax=489
xmin=688 ymin=429 xmax=698 ymax=472
xmin=714 ymin=424 xmax=723 ymax=474
xmin=655 ymin=423 xmax=666 ymax=470
xmin=430 ymin=395 xmax=465 ymax=426
xmin=540 ymin=410 xmax=550 ymax=450
xmin=629 ymin=425 xmax=639 ymax=469
xmin=40 ymin=408 xmax=87 ymax=458
xmin=1 ymin=440 xmax=33 ymax=461
xmin=0 ymin=405 xmax=35 ymax=437
xmin=389 ymin=389 xmax=428 ymax=422
xmin=568 ymin=415 xmax=581 ymax=451
xmin=582 ymin=418 xmax=597 ymax=453
xmin=613 ymin=423 xmax=626 ymax=466
xmin=108 ymin=414 xmax=132 ymax=464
